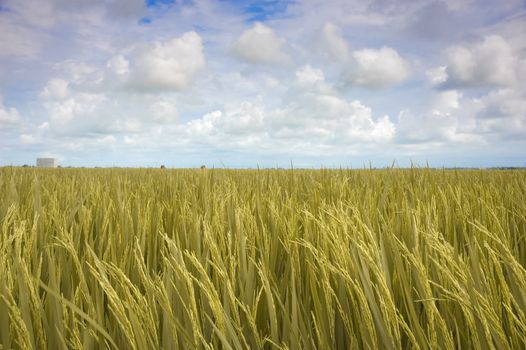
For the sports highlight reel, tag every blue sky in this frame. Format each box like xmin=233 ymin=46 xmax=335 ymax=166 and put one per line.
xmin=0 ymin=0 xmax=525 ymax=167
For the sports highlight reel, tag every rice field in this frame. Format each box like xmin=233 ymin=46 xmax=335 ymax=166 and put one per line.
xmin=1 ymin=167 xmax=526 ymax=349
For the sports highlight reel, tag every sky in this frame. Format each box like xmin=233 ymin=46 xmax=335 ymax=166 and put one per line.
xmin=0 ymin=0 xmax=525 ymax=168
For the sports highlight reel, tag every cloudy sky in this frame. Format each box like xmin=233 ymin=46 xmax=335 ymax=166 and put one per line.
xmin=1 ymin=0 xmax=525 ymax=167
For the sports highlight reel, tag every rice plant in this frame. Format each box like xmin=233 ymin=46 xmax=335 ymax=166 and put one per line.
xmin=1 ymin=167 xmax=525 ymax=349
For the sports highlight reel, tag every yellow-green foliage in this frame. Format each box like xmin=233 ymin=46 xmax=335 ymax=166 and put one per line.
xmin=1 ymin=167 xmax=526 ymax=349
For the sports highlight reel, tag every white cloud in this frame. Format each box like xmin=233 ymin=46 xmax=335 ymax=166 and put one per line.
xmin=106 ymin=55 xmax=130 ymax=76
xmin=19 ymin=133 xmax=37 ymax=144
xmin=473 ymin=88 xmax=526 ymax=139
xmin=35 ymin=32 xmax=205 ymax=95
xmin=182 ymin=96 xmax=395 ymax=153
xmin=0 ymin=99 xmax=21 ymax=126
xmin=394 ymin=89 xmax=470 ymax=145
xmin=40 ymin=79 xmax=70 ymax=99
xmin=95 ymin=134 xmax=117 ymax=145
xmin=180 ymin=68 xmax=395 ymax=153
xmin=38 ymin=76 xmax=185 ymax=142
xmin=53 ymin=60 xmax=101 ymax=85
xmin=130 ymin=31 xmax=205 ymax=91
xmin=443 ymin=35 xmax=518 ymax=87
xmin=347 ymin=47 xmax=410 ymax=88
xmin=231 ymin=23 xmax=291 ymax=65
xmin=320 ymin=22 xmax=350 ymax=60
xmin=149 ymin=99 xmax=177 ymax=122
xmin=396 ymin=108 xmax=476 ymax=144
xmin=396 ymin=85 xmax=526 ymax=145
xmin=433 ymin=90 xmax=462 ymax=111
xmin=295 ymin=65 xmax=325 ymax=87
xmin=186 ymin=99 xmax=265 ymax=139
xmin=44 ymin=93 xmax=104 ymax=125
xmin=316 ymin=22 xmax=410 ymax=89
xmin=426 ymin=66 xmax=447 ymax=86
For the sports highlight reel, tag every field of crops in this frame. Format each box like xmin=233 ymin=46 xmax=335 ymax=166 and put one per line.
xmin=0 ymin=167 xmax=525 ymax=349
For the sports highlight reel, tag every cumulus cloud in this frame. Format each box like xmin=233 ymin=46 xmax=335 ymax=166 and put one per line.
xmin=38 ymin=75 xmax=185 ymax=142
xmin=433 ymin=90 xmax=462 ymax=111
xmin=231 ymin=23 xmax=291 ymax=65
xmin=186 ymin=99 xmax=265 ymax=139
xmin=271 ymin=96 xmax=395 ymax=145
xmin=182 ymin=97 xmax=395 ymax=153
xmin=319 ymin=22 xmax=350 ymax=60
xmin=0 ymin=99 xmax=21 ymax=126
xmin=396 ymin=90 xmax=477 ymax=145
xmin=440 ymin=35 xmax=519 ymax=88
xmin=28 ymin=31 xmax=206 ymax=144
xmin=396 ymin=109 xmax=467 ymax=144
xmin=396 ymin=85 xmax=526 ymax=145
xmin=180 ymin=65 xmax=395 ymax=153
xmin=52 ymin=60 xmax=102 ymax=86
xmin=106 ymin=55 xmax=130 ymax=76
xmin=426 ymin=66 xmax=447 ymax=86
xmin=315 ymin=22 xmax=410 ymax=89
xmin=44 ymin=93 xmax=104 ymax=125
xmin=35 ymin=32 xmax=205 ymax=95
xmin=473 ymin=88 xmax=526 ymax=139
xmin=295 ymin=65 xmax=325 ymax=87
xmin=417 ymin=34 xmax=526 ymax=146
xmin=40 ymin=79 xmax=69 ymax=99
xmin=19 ymin=133 xmax=37 ymax=145
xmin=346 ymin=47 xmax=410 ymax=88
xmin=149 ymin=99 xmax=177 ymax=123
xmin=129 ymin=31 xmax=205 ymax=91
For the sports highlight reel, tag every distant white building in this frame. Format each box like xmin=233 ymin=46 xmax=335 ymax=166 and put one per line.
xmin=36 ymin=158 xmax=58 ymax=168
